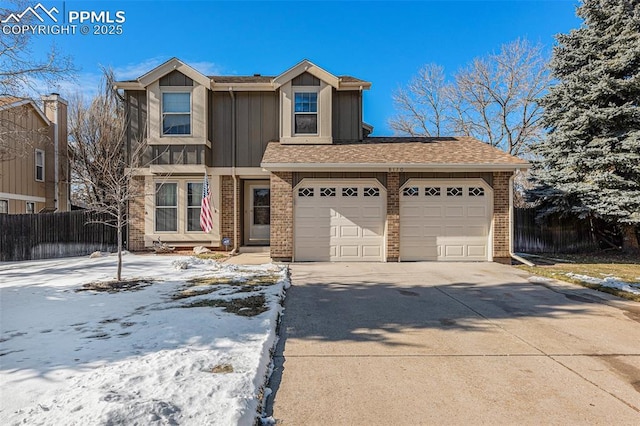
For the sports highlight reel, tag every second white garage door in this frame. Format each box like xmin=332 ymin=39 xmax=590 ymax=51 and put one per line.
xmin=400 ymin=179 xmax=493 ymax=261
xmin=294 ymin=179 xmax=386 ymax=261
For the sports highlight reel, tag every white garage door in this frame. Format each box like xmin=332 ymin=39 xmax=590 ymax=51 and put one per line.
xmin=400 ymin=179 xmax=492 ymax=261
xmin=294 ymin=179 xmax=386 ymax=262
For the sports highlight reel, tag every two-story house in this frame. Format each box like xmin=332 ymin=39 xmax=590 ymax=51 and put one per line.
xmin=116 ymin=58 xmax=529 ymax=262
xmin=0 ymin=94 xmax=70 ymax=214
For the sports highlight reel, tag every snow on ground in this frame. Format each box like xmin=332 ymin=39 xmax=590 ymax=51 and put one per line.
xmin=565 ymin=273 xmax=640 ymax=295
xmin=0 ymin=254 xmax=289 ymax=426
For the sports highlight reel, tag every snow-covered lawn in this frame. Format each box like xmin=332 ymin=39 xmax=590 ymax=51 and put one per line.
xmin=0 ymin=254 xmax=289 ymax=425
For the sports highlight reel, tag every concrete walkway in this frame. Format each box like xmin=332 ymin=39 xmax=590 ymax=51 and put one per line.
xmin=267 ymin=262 xmax=640 ymax=425
xmin=224 ymin=252 xmax=271 ymax=265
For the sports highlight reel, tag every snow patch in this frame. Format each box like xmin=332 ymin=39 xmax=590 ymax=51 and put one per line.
xmin=0 ymin=254 xmax=288 ymax=426
xmin=565 ymin=273 xmax=640 ymax=295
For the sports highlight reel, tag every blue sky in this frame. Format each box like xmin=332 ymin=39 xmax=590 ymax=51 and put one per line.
xmin=16 ymin=0 xmax=582 ymax=134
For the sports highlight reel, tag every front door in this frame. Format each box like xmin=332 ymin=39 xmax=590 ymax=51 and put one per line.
xmin=245 ymin=181 xmax=270 ymax=245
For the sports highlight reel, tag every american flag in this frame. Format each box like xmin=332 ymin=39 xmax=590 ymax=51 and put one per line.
xmin=200 ymin=173 xmax=213 ymax=233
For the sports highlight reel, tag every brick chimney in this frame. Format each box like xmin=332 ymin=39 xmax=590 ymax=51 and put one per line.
xmin=41 ymin=94 xmax=69 ymax=212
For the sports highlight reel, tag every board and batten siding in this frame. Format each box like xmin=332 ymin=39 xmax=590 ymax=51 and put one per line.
xmin=125 ymin=90 xmax=151 ymax=166
xmin=210 ymin=91 xmax=279 ymax=168
xmin=332 ymin=89 xmax=362 ymax=142
xmin=0 ymin=105 xmax=53 ymax=213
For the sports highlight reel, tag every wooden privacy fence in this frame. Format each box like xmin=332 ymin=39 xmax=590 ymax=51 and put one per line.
xmin=513 ymin=208 xmax=613 ymax=254
xmin=0 ymin=211 xmax=118 ymax=261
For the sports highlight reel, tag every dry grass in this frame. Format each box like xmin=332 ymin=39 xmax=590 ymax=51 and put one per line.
xmin=517 ymin=253 xmax=640 ymax=302
xmin=76 ymin=280 xmax=151 ymax=293
xmin=180 ymin=295 xmax=267 ymax=316
xmin=194 ymin=252 xmax=228 ymax=261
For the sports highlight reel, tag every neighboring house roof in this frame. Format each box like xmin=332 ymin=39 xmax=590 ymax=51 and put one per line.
xmin=0 ymin=95 xmax=50 ymax=125
xmin=261 ymin=137 xmax=530 ymax=171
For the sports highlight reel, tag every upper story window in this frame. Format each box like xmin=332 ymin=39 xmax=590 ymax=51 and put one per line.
xmin=35 ymin=149 xmax=44 ymax=182
xmin=162 ymin=92 xmax=191 ymax=135
xmin=294 ymin=92 xmax=318 ymax=134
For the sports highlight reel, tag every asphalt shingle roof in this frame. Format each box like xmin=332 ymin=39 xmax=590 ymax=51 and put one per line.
xmin=261 ymin=137 xmax=529 ymax=167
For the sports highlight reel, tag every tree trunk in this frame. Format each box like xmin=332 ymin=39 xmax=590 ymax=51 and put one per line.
xmin=621 ymin=224 xmax=640 ymax=254
xmin=117 ymin=221 xmax=123 ymax=282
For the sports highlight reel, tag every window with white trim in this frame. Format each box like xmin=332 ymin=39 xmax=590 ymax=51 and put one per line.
xmin=35 ymin=149 xmax=44 ymax=182
xmin=294 ymin=92 xmax=318 ymax=134
xmin=187 ymin=182 xmax=203 ymax=232
xmin=26 ymin=201 xmax=35 ymax=214
xmin=155 ymin=183 xmax=178 ymax=232
xmin=0 ymin=200 xmax=8 ymax=214
xmin=162 ymin=92 xmax=191 ymax=135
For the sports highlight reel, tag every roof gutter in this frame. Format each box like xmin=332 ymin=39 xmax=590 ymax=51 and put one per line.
xmin=261 ymin=162 xmax=531 ymax=172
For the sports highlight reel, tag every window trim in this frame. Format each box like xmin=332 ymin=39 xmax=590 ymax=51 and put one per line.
xmin=155 ymin=182 xmax=179 ymax=233
xmin=35 ymin=149 xmax=44 ymax=182
xmin=26 ymin=201 xmax=35 ymax=214
xmin=0 ymin=199 xmax=8 ymax=214
xmin=161 ymin=90 xmax=192 ymax=137
xmin=293 ymin=88 xmax=320 ymax=136
xmin=186 ymin=181 xmax=204 ymax=233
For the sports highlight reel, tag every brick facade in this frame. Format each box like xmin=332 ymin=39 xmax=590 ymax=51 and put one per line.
xmin=127 ymin=176 xmax=146 ymax=251
xmin=270 ymin=172 xmax=293 ymax=261
xmin=492 ymin=171 xmax=512 ymax=262
xmin=221 ymin=175 xmax=240 ymax=248
xmin=386 ymin=172 xmax=400 ymax=262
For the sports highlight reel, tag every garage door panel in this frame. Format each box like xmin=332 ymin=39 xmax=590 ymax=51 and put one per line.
xmin=400 ymin=180 xmax=491 ymax=261
xmin=444 ymin=245 xmax=464 ymax=257
xmin=467 ymin=206 xmax=487 ymax=217
xmin=468 ymin=245 xmax=487 ymax=257
xmin=340 ymin=245 xmax=360 ymax=257
xmin=339 ymin=225 xmax=360 ymax=238
xmin=295 ymin=181 xmax=385 ymax=262
xmin=445 ymin=206 xmax=464 ymax=217
xmin=423 ymin=206 xmax=443 ymax=217
xmin=444 ymin=225 xmax=465 ymax=237
xmin=362 ymin=245 xmax=383 ymax=258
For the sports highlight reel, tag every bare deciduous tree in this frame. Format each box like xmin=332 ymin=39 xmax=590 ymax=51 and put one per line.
xmin=0 ymin=1 xmax=75 ymax=161
xmin=69 ymin=68 xmax=137 ymax=281
xmin=390 ymin=39 xmax=550 ymax=156
xmin=389 ymin=64 xmax=449 ymax=137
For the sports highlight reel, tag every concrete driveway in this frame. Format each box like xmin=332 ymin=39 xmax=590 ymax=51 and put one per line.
xmin=266 ymin=262 xmax=640 ymax=425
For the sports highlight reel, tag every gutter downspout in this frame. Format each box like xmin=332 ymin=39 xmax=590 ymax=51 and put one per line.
xmin=229 ymin=87 xmax=239 ymax=255
xmin=509 ymin=172 xmax=534 ymax=266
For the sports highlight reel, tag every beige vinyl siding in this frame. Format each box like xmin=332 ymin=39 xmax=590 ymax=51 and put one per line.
xmin=211 ymin=91 xmax=279 ymax=168
xmin=0 ymin=105 xmax=52 ymax=211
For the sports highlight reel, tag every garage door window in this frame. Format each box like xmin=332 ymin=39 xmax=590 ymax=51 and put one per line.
xmin=403 ymin=187 xmax=419 ymax=197
xmin=446 ymin=187 xmax=463 ymax=197
xmin=364 ymin=187 xmax=380 ymax=197
xmin=298 ymin=187 xmax=314 ymax=197
xmin=320 ymin=188 xmax=335 ymax=197
xmin=425 ymin=187 xmax=441 ymax=197
xmin=342 ymin=187 xmax=358 ymax=197
xmin=469 ymin=187 xmax=485 ymax=197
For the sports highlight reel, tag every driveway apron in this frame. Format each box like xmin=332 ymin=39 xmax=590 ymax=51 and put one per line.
xmin=266 ymin=262 xmax=640 ymax=425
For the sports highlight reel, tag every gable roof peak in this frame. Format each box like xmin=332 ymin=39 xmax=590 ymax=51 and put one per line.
xmin=135 ymin=57 xmax=210 ymax=87
xmin=274 ymin=59 xmax=340 ymax=88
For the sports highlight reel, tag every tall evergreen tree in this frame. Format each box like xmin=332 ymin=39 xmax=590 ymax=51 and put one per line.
xmin=529 ymin=0 xmax=640 ymax=250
